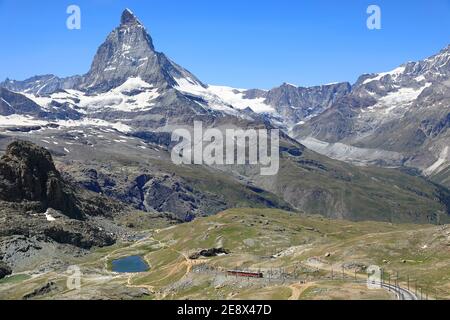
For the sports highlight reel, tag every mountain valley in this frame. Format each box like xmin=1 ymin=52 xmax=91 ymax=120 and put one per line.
xmin=0 ymin=9 xmax=449 ymax=300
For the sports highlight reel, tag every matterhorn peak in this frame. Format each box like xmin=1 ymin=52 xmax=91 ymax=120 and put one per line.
xmin=120 ymin=8 xmax=141 ymax=26
xmin=76 ymin=9 xmax=204 ymax=93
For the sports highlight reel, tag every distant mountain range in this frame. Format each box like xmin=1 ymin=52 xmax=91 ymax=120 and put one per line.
xmin=0 ymin=9 xmax=354 ymax=131
xmin=293 ymin=45 xmax=450 ymax=186
xmin=1 ymin=9 xmax=450 ymax=225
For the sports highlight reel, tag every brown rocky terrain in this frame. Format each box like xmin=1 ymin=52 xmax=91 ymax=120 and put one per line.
xmin=0 ymin=140 xmax=140 ymax=272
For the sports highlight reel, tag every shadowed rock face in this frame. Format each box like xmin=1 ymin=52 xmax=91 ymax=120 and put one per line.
xmin=0 ymin=260 xmax=12 ymax=279
xmin=0 ymin=88 xmax=43 ymax=116
xmin=0 ymin=141 xmax=129 ymax=270
xmin=0 ymin=140 xmax=83 ymax=219
xmin=120 ymin=8 xmax=141 ymax=26
xmin=262 ymin=82 xmax=352 ymax=125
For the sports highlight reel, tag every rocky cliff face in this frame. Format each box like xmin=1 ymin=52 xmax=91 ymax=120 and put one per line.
xmin=0 ymin=140 xmax=83 ymax=219
xmin=261 ymin=82 xmax=351 ymax=126
xmin=0 ymin=141 xmax=131 ymax=271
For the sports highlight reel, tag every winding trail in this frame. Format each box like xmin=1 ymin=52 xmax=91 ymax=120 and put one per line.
xmin=288 ymin=282 xmax=315 ymax=300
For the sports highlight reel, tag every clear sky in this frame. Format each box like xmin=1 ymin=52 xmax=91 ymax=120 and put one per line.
xmin=0 ymin=0 xmax=449 ymax=89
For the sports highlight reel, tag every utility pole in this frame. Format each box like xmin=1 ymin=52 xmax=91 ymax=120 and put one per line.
xmin=367 ymin=269 xmax=369 ymax=286
xmin=396 ymin=271 xmax=399 ymax=290
xmin=388 ymin=274 xmax=391 ymax=291
xmin=407 ymin=275 xmax=409 ymax=291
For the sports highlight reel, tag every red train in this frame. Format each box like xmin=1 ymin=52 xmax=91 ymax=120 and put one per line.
xmin=226 ymin=270 xmax=264 ymax=278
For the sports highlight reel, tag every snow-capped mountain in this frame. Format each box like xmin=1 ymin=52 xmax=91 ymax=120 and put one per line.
xmin=1 ymin=9 xmax=450 ymax=186
xmin=80 ymin=9 xmax=206 ymax=93
xmin=2 ymin=9 xmax=204 ymax=95
xmin=356 ymin=44 xmax=450 ymax=90
xmin=0 ymin=9 xmax=354 ymax=131
xmin=293 ymin=44 xmax=450 ymax=181
xmin=0 ymin=10 xmax=243 ymax=131
xmin=1 ymin=9 xmax=450 ymax=225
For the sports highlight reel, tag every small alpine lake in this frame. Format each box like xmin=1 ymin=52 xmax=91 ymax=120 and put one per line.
xmin=111 ymin=255 xmax=149 ymax=273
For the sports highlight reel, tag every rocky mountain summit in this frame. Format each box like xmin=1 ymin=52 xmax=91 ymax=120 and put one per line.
xmin=80 ymin=9 xmax=205 ymax=93
xmin=0 ymin=9 xmax=352 ymax=131
xmin=1 ymin=9 xmax=204 ymax=96
xmin=0 ymin=9 xmax=242 ymax=132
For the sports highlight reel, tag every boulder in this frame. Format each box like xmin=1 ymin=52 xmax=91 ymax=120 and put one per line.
xmin=189 ymin=248 xmax=230 ymax=260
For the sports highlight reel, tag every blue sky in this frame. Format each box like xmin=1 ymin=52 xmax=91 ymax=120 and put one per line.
xmin=0 ymin=0 xmax=449 ymax=89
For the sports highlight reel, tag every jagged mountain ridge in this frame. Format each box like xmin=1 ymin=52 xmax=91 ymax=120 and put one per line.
xmin=2 ymin=11 xmax=448 ymax=135
xmin=0 ymin=10 xmax=247 ymax=131
xmin=0 ymin=9 xmax=450 ymax=224
xmin=1 ymin=9 xmax=204 ymax=96
xmin=0 ymin=9 xmax=350 ymax=128
xmin=293 ymin=44 xmax=450 ymax=182
xmin=0 ymin=87 xmax=43 ymax=116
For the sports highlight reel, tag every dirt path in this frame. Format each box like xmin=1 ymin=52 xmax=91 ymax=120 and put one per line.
xmin=288 ymin=282 xmax=315 ymax=300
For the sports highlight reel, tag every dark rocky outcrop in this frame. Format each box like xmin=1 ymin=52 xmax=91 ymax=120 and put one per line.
xmin=43 ymin=223 xmax=114 ymax=249
xmin=23 ymin=281 xmax=59 ymax=300
xmin=131 ymin=131 xmax=173 ymax=148
xmin=0 ymin=140 xmax=83 ymax=219
xmin=189 ymin=248 xmax=230 ymax=260
xmin=0 ymin=260 xmax=12 ymax=279
xmin=0 ymin=141 xmax=129 ymax=272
